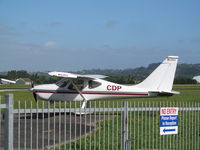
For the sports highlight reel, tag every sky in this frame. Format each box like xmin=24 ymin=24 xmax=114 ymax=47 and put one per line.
xmin=0 ymin=0 xmax=200 ymax=71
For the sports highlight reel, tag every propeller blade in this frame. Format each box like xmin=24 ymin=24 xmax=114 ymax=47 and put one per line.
xmin=31 ymin=82 xmax=37 ymax=102
xmin=33 ymin=92 xmax=37 ymax=102
xmin=31 ymin=81 xmax=34 ymax=88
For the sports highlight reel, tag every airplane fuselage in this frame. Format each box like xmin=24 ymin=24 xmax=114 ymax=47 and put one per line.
xmin=32 ymin=79 xmax=152 ymax=102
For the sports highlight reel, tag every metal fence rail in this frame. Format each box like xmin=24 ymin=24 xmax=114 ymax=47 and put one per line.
xmin=0 ymin=94 xmax=200 ymax=150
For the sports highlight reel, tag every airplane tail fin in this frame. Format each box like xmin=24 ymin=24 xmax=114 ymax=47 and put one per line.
xmin=135 ymin=56 xmax=179 ymax=94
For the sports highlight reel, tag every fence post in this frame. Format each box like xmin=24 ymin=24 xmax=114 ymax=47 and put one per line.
xmin=4 ymin=94 xmax=14 ymax=150
xmin=122 ymin=101 xmax=129 ymax=150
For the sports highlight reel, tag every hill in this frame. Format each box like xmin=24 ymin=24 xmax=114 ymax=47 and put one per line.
xmin=0 ymin=63 xmax=200 ymax=84
xmin=76 ymin=63 xmax=200 ymax=79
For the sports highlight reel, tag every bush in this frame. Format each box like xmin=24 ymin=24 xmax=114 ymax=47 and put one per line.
xmin=174 ymin=78 xmax=197 ymax=84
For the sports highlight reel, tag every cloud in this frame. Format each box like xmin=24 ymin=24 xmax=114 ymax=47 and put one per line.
xmin=0 ymin=24 xmax=20 ymax=36
xmin=0 ymin=35 xmax=199 ymax=71
xmin=44 ymin=41 xmax=57 ymax=48
xmin=0 ymin=24 xmax=13 ymax=31
xmin=49 ymin=21 xmax=63 ymax=27
xmin=177 ymin=39 xmax=185 ymax=43
xmin=105 ymin=20 xmax=118 ymax=29
xmin=191 ymin=37 xmax=200 ymax=43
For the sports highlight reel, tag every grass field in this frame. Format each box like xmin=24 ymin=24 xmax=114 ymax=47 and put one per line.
xmin=0 ymin=84 xmax=31 ymax=89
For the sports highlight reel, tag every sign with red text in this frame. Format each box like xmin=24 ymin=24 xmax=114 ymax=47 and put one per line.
xmin=160 ymin=107 xmax=178 ymax=135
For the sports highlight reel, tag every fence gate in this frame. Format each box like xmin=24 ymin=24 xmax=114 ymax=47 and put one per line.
xmin=0 ymin=94 xmax=200 ymax=150
xmin=0 ymin=94 xmax=14 ymax=150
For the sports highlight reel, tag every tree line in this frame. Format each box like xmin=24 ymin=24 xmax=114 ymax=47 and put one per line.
xmin=0 ymin=70 xmax=59 ymax=84
xmin=0 ymin=70 xmax=197 ymax=84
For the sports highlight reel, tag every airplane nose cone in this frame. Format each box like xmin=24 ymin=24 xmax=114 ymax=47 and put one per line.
xmin=32 ymin=84 xmax=58 ymax=91
xmin=30 ymin=87 xmax=38 ymax=102
xmin=30 ymin=84 xmax=59 ymax=101
xmin=30 ymin=86 xmax=39 ymax=92
xmin=30 ymin=85 xmax=44 ymax=102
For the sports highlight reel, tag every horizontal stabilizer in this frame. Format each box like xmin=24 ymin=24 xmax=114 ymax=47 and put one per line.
xmin=149 ymin=90 xmax=180 ymax=96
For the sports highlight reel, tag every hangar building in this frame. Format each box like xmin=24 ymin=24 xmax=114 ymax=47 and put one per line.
xmin=16 ymin=78 xmax=32 ymax=85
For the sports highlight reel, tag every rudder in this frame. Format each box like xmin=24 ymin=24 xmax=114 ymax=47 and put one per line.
xmin=135 ymin=56 xmax=179 ymax=93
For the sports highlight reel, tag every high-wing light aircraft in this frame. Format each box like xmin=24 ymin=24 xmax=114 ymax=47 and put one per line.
xmin=0 ymin=78 xmax=16 ymax=84
xmin=31 ymin=56 xmax=179 ymax=108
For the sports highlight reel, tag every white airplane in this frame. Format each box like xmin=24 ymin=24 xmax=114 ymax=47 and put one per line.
xmin=0 ymin=78 xmax=16 ymax=84
xmin=31 ymin=56 xmax=179 ymax=108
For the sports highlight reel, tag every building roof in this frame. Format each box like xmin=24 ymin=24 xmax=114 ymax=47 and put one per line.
xmin=17 ymin=78 xmax=32 ymax=82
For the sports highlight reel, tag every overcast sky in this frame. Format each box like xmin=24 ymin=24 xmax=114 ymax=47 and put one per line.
xmin=0 ymin=0 xmax=200 ymax=71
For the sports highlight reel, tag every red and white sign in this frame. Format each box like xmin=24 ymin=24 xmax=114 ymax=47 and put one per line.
xmin=160 ymin=107 xmax=178 ymax=116
xmin=160 ymin=107 xmax=178 ymax=135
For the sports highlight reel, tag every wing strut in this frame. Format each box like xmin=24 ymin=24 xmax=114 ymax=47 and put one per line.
xmin=70 ymin=80 xmax=88 ymax=109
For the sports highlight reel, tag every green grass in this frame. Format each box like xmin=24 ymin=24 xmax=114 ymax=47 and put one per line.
xmin=173 ymin=84 xmax=200 ymax=89
xmin=0 ymin=84 xmax=31 ymax=89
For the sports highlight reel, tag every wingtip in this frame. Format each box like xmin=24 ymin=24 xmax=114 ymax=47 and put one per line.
xmin=168 ymin=56 xmax=179 ymax=59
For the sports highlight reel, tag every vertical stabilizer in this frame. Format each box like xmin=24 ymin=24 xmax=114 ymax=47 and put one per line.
xmin=135 ymin=56 xmax=179 ymax=92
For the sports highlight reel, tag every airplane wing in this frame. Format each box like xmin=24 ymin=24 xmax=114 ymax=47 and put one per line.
xmin=48 ymin=71 xmax=108 ymax=79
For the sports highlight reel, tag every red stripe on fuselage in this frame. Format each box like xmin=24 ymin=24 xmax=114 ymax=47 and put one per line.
xmin=34 ymin=90 xmax=149 ymax=96
xmin=81 ymin=92 xmax=148 ymax=96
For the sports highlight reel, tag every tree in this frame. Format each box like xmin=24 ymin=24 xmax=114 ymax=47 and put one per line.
xmin=174 ymin=78 xmax=197 ymax=84
xmin=7 ymin=70 xmax=30 ymax=80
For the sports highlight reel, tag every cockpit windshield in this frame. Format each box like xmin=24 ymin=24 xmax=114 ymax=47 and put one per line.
xmin=56 ymin=78 xmax=70 ymax=87
xmin=55 ymin=78 xmax=85 ymax=90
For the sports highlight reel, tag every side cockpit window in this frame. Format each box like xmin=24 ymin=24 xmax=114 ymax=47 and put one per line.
xmin=88 ymin=80 xmax=101 ymax=89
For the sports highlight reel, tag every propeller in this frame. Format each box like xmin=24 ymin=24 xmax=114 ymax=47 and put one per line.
xmin=33 ymin=92 xmax=37 ymax=102
xmin=31 ymin=81 xmax=34 ymax=88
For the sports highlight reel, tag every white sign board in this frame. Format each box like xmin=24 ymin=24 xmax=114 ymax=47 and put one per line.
xmin=160 ymin=107 xmax=178 ymax=135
